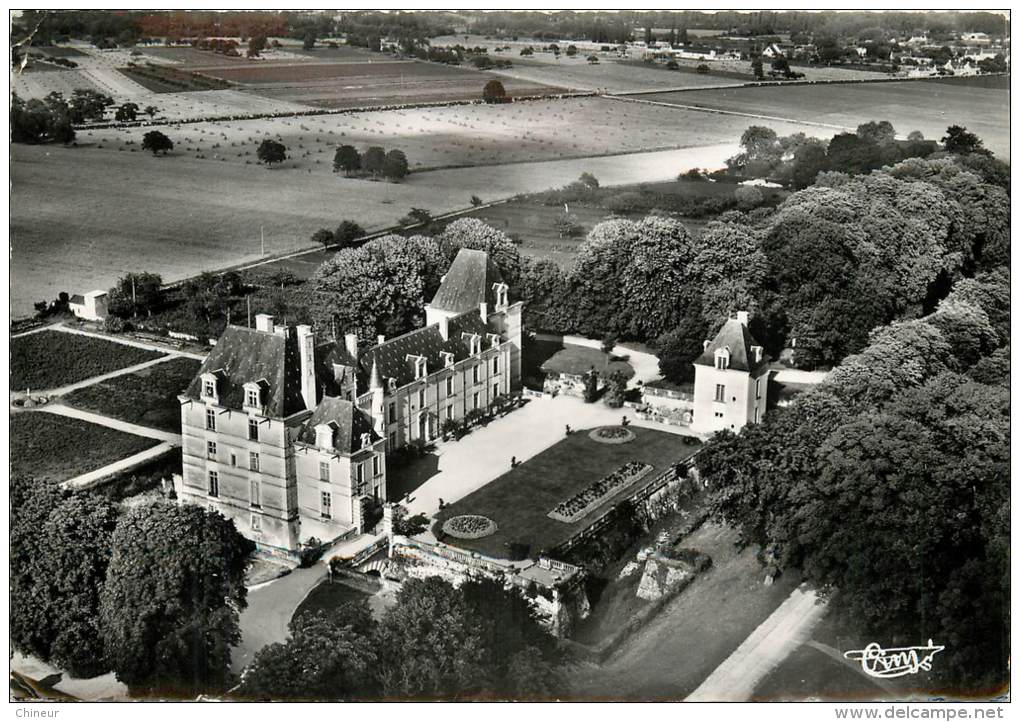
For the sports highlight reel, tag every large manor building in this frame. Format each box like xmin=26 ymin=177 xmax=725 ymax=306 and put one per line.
xmin=176 ymin=249 xmax=523 ymax=555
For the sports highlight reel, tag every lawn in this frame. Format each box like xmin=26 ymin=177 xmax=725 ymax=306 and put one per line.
xmin=642 ymin=79 xmax=1010 ymax=159
xmin=292 ymin=579 xmax=372 ymax=624
xmin=62 ymin=356 xmax=202 ymax=433
xmin=10 ymin=331 xmax=165 ymax=391
xmin=11 ymin=412 xmax=162 ymax=484
xmin=117 ymin=64 xmax=232 ymax=93
xmin=432 ymin=426 xmax=700 ymax=559
xmin=523 ymin=338 xmax=634 ymax=389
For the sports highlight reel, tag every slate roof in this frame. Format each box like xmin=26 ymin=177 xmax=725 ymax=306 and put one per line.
xmin=296 ymin=395 xmax=378 ymax=455
xmin=184 ymin=325 xmax=307 ymax=417
xmin=694 ymin=318 xmax=770 ymax=375
xmin=428 ymin=248 xmax=504 ymax=314
xmin=358 ymin=309 xmax=494 ymax=389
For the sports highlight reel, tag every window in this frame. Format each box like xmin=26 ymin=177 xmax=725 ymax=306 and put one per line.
xmin=756 ymin=379 xmax=761 ymax=399
xmin=715 ymin=384 xmax=726 ymax=402
xmin=388 ymin=402 xmax=396 ymax=424
xmin=248 ymin=418 xmax=259 ymax=441
xmin=320 ymin=491 xmax=332 ymax=519
xmin=473 ymin=365 xmax=480 ymax=384
xmin=249 ymin=451 xmax=260 ymax=472
xmin=445 ymin=376 xmax=453 ymax=395
xmin=208 ymin=470 xmax=219 ymax=497
xmin=754 ymin=408 xmax=760 ymax=424
xmin=714 ymin=411 xmax=724 ymax=419
xmin=203 ymin=379 xmax=216 ymax=398
xmin=418 ymin=388 xmax=426 ymax=408
xmin=250 ymin=479 xmax=261 ymax=508
xmin=205 ymin=409 xmax=216 ymax=431
xmin=715 ymin=355 xmax=728 ymax=370
xmin=245 ymin=388 xmax=260 ymax=408
xmin=229 ymin=452 xmax=237 ymax=468
xmin=473 ymin=392 xmax=480 ymax=410
xmin=446 ymin=404 xmax=454 ymax=420
xmin=414 ymin=357 xmax=426 ymax=379
xmin=356 ymin=463 xmax=365 ymax=484
xmin=206 ymin=440 xmax=217 ymax=458
xmin=319 ymin=460 xmax=330 ymax=482
xmin=470 ymin=335 xmax=481 ymax=355
xmin=372 ymin=455 xmax=381 ymax=477
xmin=389 ymin=431 xmax=396 ymax=448
xmin=492 ymin=355 xmax=499 ymax=374
xmin=250 ymin=514 xmax=261 ymax=532
xmin=493 ymin=382 xmax=500 ymax=399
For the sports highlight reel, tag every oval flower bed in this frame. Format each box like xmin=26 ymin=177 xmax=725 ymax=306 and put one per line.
xmin=589 ymin=426 xmax=635 ymax=444
xmin=548 ymin=461 xmax=654 ymax=524
xmin=442 ymin=514 xmax=498 ymax=539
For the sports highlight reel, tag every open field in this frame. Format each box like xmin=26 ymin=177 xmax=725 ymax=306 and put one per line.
xmin=62 ymin=356 xmax=202 ymax=433
xmin=640 ymin=78 xmax=1010 ymax=159
xmin=12 ymin=139 xmax=745 ymax=318
xmin=11 ymin=412 xmax=162 ymax=484
xmin=432 ymin=426 xmax=699 ymax=558
xmin=488 ymin=55 xmax=745 ymax=93
xmin=10 ymin=330 xmax=165 ymax=391
xmin=82 ymin=96 xmax=809 ymax=174
xmin=12 ymin=137 xmax=753 ymax=318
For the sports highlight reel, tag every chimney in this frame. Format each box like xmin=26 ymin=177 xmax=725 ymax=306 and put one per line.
xmin=344 ymin=333 xmax=358 ymax=360
xmin=735 ymin=311 xmax=749 ymax=326
xmin=479 ymin=302 xmax=488 ymax=323
xmin=751 ymin=345 xmax=763 ymax=363
xmin=438 ymin=314 xmax=449 ymax=341
xmin=296 ymin=325 xmax=317 ymax=410
xmin=377 ymin=334 xmax=386 ymax=346
xmin=703 ymin=339 xmax=711 ymax=351
xmin=255 ymin=314 xmax=274 ymax=333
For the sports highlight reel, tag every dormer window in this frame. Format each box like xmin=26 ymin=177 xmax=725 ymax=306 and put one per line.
xmin=487 ymin=333 xmax=500 ymax=349
xmin=441 ymin=351 xmax=454 ymax=368
xmin=201 ymin=372 xmax=219 ymax=402
xmin=467 ymin=334 xmax=482 ymax=355
xmin=243 ymin=382 xmax=262 ymax=411
xmin=493 ymin=282 xmax=509 ymax=310
xmin=360 ymin=432 xmax=372 ymax=450
xmin=388 ymin=378 xmax=397 ymax=393
xmin=407 ymin=354 xmax=427 ymax=380
xmin=315 ymin=423 xmax=334 ymax=451
xmin=714 ymin=347 xmax=730 ymax=370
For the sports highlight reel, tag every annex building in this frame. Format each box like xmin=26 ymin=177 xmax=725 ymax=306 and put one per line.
xmin=176 ymin=249 xmax=524 ymax=555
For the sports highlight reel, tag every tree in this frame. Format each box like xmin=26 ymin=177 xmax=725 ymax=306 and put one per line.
xmin=144 ymin=104 xmax=158 ymax=118
xmin=107 ymin=271 xmax=163 ymax=318
xmin=247 ymin=34 xmax=267 ymax=58
xmin=587 ymin=54 xmax=599 ymax=64
xmin=518 ymin=257 xmax=571 ymax=332
xmin=565 ymin=44 xmax=577 ymax=57
xmin=437 ymin=217 xmax=522 ymax=286
xmin=141 ymin=129 xmax=173 ymax=155
xmin=603 ymin=370 xmax=628 ymax=408
xmin=334 ymin=220 xmax=365 ymax=248
xmin=361 ymin=145 xmax=387 ymax=176
xmin=382 ymin=149 xmax=409 ymax=180
xmin=751 ymin=56 xmax=764 ymax=79
xmin=578 ymin=171 xmax=599 ymax=189
xmin=733 ymin=185 xmax=764 ymax=210
xmin=302 ymin=32 xmax=316 ymax=50
xmin=482 ymin=79 xmax=507 ymax=103
xmin=376 ymin=576 xmax=560 ymax=699
xmin=656 ymin=312 xmax=710 ymax=385
xmin=236 ymin=604 xmax=378 ymax=700
xmin=10 ymin=479 xmax=119 ymax=677
xmin=696 ymin=63 xmax=709 ymax=73
xmin=312 ymin=234 xmax=445 ymax=343
xmin=100 ymin=503 xmax=254 ymax=696
xmin=333 ymin=144 xmax=361 ymax=175
xmin=856 ymin=120 xmax=896 ymax=146
xmin=11 ymin=92 xmax=75 ymax=144
xmin=312 ymin=228 xmax=334 ymax=249
xmin=942 ymin=125 xmax=990 ymax=156
xmin=582 ymin=366 xmax=599 ymax=402
xmin=790 ymin=140 xmax=829 ymax=189
xmin=257 ymin=138 xmax=286 ymax=166
xmin=391 ymin=504 xmax=429 ymax=536
xmin=114 ymin=102 xmax=139 ymax=122
xmin=770 ymin=55 xmax=791 ymax=75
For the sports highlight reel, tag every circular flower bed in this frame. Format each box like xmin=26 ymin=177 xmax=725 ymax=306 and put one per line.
xmin=442 ymin=515 xmax=497 ymax=540
xmin=589 ymin=426 xmax=635 ymax=444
